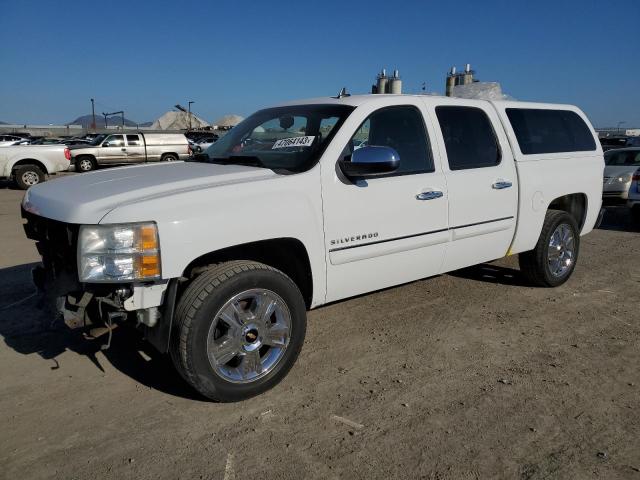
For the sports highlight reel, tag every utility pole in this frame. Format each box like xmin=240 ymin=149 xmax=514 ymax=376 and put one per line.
xmin=188 ymin=101 xmax=194 ymax=130
xmin=90 ymin=98 xmax=96 ymax=131
xmin=103 ymin=112 xmax=109 ymax=129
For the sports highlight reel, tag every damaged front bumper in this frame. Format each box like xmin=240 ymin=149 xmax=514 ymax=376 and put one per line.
xmin=24 ymin=209 xmax=178 ymax=352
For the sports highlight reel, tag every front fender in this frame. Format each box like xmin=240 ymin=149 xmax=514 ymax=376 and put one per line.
xmin=99 ymin=168 xmax=327 ymax=306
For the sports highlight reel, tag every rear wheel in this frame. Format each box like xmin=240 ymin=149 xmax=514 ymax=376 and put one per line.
xmin=14 ymin=165 xmax=45 ymax=190
xmin=519 ymin=209 xmax=580 ymax=287
xmin=170 ymin=261 xmax=307 ymax=402
xmin=76 ymin=156 xmax=96 ymax=172
xmin=162 ymin=153 xmax=178 ymax=162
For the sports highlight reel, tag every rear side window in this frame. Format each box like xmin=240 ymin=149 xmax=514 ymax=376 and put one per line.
xmin=126 ymin=135 xmax=141 ymax=145
xmin=435 ymin=106 xmax=501 ymax=170
xmin=506 ymin=108 xmax=596 ymax=155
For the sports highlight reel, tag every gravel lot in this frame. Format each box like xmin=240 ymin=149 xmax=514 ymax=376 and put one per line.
xmin=1 ymin=175 xmax=639 ymax=479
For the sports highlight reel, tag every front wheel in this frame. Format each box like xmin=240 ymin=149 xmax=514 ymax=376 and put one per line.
xmin=170 ymin=261 xmax=307 ymax=402
xmin=14 ymin=165 xmax=45 ymax=190
xmin=519 ymin=209 xmax=580 ymax=287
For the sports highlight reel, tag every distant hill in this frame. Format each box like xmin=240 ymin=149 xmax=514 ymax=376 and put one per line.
xmin=0 ymin=121 xmax=8 ymax=125
xmin=68 ymin=114 xmax=142 ymax=128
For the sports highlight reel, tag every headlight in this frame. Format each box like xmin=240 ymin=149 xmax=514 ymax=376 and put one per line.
xmin=78 ymin=223 xmax=161 ymax=282
xmin=617 ymin=173 xmax=632 ymax=183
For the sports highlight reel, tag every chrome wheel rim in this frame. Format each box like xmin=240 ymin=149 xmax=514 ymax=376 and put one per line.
xmin=79 ymin=159 xmax=92 ymax=171
xmin=206 ymin=288 xmax=291 ymax=383
xmin=548 ymin=223 xmax=575 ymax=277
xmin=21 ymin=171 xmax=39 ymax=186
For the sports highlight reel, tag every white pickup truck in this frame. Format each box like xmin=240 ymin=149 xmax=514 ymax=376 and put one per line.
xmin=1 ymin=145 xmax=71 ymax=189
xmin=21 ymin=94 xmax=604 ymax=401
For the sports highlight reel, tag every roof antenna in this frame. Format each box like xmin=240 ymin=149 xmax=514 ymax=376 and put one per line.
xmin=335 ymin=87 xmax=351 ymax=99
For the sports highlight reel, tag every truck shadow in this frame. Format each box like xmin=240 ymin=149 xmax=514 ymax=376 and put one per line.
xmin=449 ymin=263 xmax=528 ymax=287
xmin=598 ymin=205 xmax=640 ymax=233
xmin=0 ymin=262 xmax=205 ymax=401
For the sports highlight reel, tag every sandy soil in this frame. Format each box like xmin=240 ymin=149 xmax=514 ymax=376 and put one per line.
xmin=1 ymin=179 xmax=639 ymax=479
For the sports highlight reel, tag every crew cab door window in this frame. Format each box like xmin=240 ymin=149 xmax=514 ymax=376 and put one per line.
xmin=435 ymin=106 xmax=500 ymax=170
xmin=350 ymin=106 xmax=433 ymax=175
xmin=126 ymin=135 xmax=141 ymax=146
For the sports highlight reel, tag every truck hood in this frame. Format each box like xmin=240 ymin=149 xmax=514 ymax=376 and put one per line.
xmin=22 ymin=161 xmax=277 ymax=224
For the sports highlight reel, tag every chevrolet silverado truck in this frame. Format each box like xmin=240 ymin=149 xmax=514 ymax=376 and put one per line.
xmin=70 ymin=132 xmax=189 ymax=172
xmin=21 ymin=94 xmax=604 ymax=401
xmin=1 ymin=145 xmax=71 ymax=189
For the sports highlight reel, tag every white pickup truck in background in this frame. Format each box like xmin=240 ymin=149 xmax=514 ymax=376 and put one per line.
xmin=1 ymin=145 xmax=71 ymax=189
xmin=22 ymin=94 xmax=604 ymax=401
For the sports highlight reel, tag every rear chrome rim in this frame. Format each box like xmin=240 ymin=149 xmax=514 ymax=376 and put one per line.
xmin=164 ymin=155 xmax=177 ymax=161
xmin=79 ymin=159 xmax=92 ymax=171
xmin=548 ymin=223 xmax=575 ymax=277
xmin=21 ymin=171 xmax=40 ymax=186
xmin=206 ymin=288 xmax=291 ymax=383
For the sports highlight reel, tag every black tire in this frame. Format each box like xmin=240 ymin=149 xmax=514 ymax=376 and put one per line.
xmin=13 ymin=165 xmax=45 ymax=190
xmin=162 ymin=153 xmax=178 ymax=162
xmin=170 ymin=260 xmax=307 ymax=402
xmin=76 ymin=156 xmax=96 ymax=172
xmin=632 ymin=205 xmax=640 ymax=223
xmin=519 ymin=209 xmax=580 ymax=287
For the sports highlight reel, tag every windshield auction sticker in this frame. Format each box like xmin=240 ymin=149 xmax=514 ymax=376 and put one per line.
xmin=272 ymin=136 xmax=315 ymax=149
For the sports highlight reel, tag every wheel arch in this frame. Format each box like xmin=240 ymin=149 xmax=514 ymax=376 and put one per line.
xmin=182 ymin=237 xmax=314 ymax=309
xmin=10 ymin=158 xmax=49 ymax=175
xmin=548 ymin=193 xmax=588 ymax=232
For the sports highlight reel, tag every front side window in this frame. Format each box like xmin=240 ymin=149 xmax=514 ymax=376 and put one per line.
xmin=202 ymin=104 xmax=354 ymax=173
xmin=349 ymin=106 xmax=433 ymax=174
xmin=506 ymin=108 xmax=596 ymax=155
xmin=104 ymin=135 xmax=124 ymax=147
xmin=436 ymin=106 xmax=500 ymax=170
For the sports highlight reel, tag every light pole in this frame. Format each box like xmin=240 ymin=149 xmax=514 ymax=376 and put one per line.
xmin=617 ymin=121 xmax=626 ymax=134
xmin=188 ymin=101 xmax=194 ymax=130
xmin=90 ymin=98 xmax=96 ymax=132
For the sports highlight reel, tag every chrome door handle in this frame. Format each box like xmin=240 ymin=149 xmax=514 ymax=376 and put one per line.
xmin=121 ymin=148 xmax=127 ymax=151
xmin=416 ymin=190 xmax=443 ymax=201
xmin=492 ymin=180 xmax=512 ymax=189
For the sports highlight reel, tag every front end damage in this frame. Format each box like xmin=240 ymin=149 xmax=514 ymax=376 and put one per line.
xmin=23 ymin=208 xmax=177 ymax=352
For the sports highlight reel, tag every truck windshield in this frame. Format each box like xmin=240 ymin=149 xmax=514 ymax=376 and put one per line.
xmin=198 ymin=104 xmax=354 ymax=173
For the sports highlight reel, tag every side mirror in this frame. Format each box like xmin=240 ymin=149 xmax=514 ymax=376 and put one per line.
xmin=339 ymin=145 xmax=400 ymax=178
xmin=102 ymin=142 xmax=110 ymax=147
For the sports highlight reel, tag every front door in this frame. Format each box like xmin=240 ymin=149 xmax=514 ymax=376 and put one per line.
xmin=99 ymin=134 xmax=127 ymax=163
xmin=429 ymin=100 xmax=518 ymax=272
xmin=321 ymin=100 xmax=449 ymax=303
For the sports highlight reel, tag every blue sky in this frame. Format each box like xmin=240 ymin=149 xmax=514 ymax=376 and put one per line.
xmin=1 ymin=0 xmax=638 ymax=127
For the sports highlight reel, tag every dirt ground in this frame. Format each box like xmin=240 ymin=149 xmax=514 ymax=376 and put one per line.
xmin=1 ymin=177 xmax=639 ymax=480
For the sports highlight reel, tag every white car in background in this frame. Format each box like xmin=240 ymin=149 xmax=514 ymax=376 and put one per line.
xmin=602 ymin=148 xmax=640 ymax=201
xmin=1 ymin=145 xmax=71 ymax=188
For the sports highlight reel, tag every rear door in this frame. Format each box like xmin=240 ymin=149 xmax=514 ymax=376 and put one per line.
xmin=125 ymin=134 xmax=145 ymax=163
xmin=99 ymin=134 xmax=127 ymax=163
xmin=428 ymin=99 xmax=518 ymax=271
